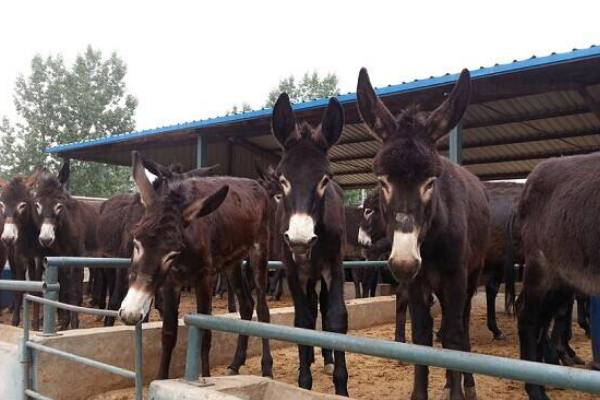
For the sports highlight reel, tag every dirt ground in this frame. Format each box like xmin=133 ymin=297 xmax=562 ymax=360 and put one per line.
xmin=0 ymin=291 xmax=293 ymax=329
xmin=87 ymin=296 xmax=597 ymax=400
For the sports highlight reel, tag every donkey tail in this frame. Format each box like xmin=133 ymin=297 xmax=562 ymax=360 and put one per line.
xmin=504 ymin=210 xmax=517 ymax=315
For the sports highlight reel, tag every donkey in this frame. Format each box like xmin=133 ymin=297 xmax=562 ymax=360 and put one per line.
xmin=35 ymin=164 xmax=99 ymax=330
xmin=97 ymin=158 xmax=219 ymax=326
xmin=357 ymin=68 xmax=490 ymax=400
xmin=118 ymin=151 xmax=273 ymax=380
xmin=518 ymin=151 xmax=600 ymax=400
xmin=270 ymin=93 xmax=349 ymax=396
xmin=345 ymin=205 xmax=375 ymax=299
xmin=0 ymin=173 xmax=46 ymax=329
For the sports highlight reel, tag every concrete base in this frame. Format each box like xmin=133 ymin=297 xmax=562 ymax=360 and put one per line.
xmin=29 ymin=296 xmax=397 ymax=400
xmin=0 ymin=325 xmax=24 ymax=400
xmin=150 ymin=376 xmax=349 ymax=400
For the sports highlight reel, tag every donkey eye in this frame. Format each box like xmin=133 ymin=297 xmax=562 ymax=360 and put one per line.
xmin=0 ymin=202 xmax=5 ymax=214
xmin=54 ymin=203 xmax=63 ymax=214
xmin=36 ymin=202 xmax=42 ymax=214
xmin=274 ymin=194 xmax=283 ymax=203
xmin=364 ymin=208 xmax=373 ymax=218
xmin=163 ymin=251 xmax=180 ymax=266
xmin=17 ymin=202 xmax=27 ymax=214
xmin=425 ymin=178 xmax=436 ymax=191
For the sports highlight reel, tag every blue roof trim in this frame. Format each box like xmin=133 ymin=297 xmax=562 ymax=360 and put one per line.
xmin=47 ymin=45 xmax=600 ymax=154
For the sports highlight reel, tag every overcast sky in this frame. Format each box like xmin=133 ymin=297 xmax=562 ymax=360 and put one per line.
xmin=1 ymin=1 xmax=599 ymax=136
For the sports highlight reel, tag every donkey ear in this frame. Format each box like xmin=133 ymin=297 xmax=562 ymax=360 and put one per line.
xmin=424 ymin=69 xmax=471 ymax=143
xmin=272 ymin=93 xmax=298 ymax=148
xmin=319 ymin=97 xmax=344 ymax=148
xmin=357 ymin=68 xmax=397 ymax=141
xmin=184 ymin=164 xmax=220 ymax=179
xmin=58 ymin=162 xmax=70 ymax=186
xmin=182 ymin=185 xmax=229 ymax=223
xmin=141 ymin=155 xmax=172 ymax=179
xmin=254 ymin=162 xmax=276 ymax=182
xmin=0 ymin=176 xmax=7 ymax=189
xmin=132 ymin=151 xmax=158 ymax=207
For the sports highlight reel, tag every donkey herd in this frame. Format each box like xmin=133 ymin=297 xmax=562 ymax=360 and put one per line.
xmin=1 ymin=68 xmax=599 ymax=400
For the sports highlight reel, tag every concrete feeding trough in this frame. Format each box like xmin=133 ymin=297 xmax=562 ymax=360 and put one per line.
xmin=150 ymin=376 xmax=350 ymax=400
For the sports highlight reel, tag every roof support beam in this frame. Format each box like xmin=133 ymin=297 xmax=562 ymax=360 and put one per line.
xmin=331 ymin=127 xmax=600 ymax=163
xmin=196 ymin=135 xmax=208 ymax=168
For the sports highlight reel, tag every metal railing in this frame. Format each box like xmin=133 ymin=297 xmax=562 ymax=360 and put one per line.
xmin=184 ymin=314 xmax=600 ymax=395
xmin=21 ymin=294 xmax=143 ymax=400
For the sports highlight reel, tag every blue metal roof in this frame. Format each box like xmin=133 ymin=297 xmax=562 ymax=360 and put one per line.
xmin=46 ymin=45 xmax=600 ymax=154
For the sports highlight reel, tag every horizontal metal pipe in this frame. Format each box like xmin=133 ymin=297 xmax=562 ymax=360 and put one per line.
xmin=184 ymin=314 xmax=600 ymax=394
xmin=24 ymin=389 xmax=55 ymax=400
xmin=44 ymin=257 xmax=131 ymax=269
xmin=43 ymin=257 xmax=387 ymax=271
xmin=0 ymin=280 xmax=59 ymax=293
xmin=26 ymin=341 xmax=135 ymax=379
xmin=24 ymin=294 xmax=119 ymax=317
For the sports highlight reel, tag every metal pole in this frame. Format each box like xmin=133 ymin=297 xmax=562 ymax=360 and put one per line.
xmin=44 ymin=257 xmax=130 ymax=269
xmin=134 ymin=323 xmax=143 ymax=400
xmin=21 ymin=297 xmax=30 ymax=400
xmin=184 ymin=325 xmax=202 ymax=381
xmin=42 ymin=264 xmax=58 ymax=336
xmin=185 ymin=314 xmax=600 ymax=394
xmin=197 ymin=135 xmax=208 ymax=168
xmin=449 ymin=123 xmax=463 ymax=165
xmin=591 ymin=296 xmax=600 ymax=370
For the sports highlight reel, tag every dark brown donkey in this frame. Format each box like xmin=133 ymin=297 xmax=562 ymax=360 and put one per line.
xmin=357 ymin=68 xmax=490 ymax=400
xmin=96 ymin=158 xmax=219 ymax=326
xmin=518 ymin=151 xmax=600 ymax=400
xmin=35 ymin=163 xmax=99 ymax=330
xmin=270 ymin=93 xmax=349 ymax=396
xmin=118 ymin=152 xmax=273 ymax=380
xmin=0 ymin=173 xmax=46 ymax=329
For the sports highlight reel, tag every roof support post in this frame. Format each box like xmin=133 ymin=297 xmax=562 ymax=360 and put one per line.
xmin=449 ymin=123 xmax=463 ymax=165
xmin=196 ymin=135 xmax=208 ymax=168
xmin=62 ymin=157 xmax=71 ymax=190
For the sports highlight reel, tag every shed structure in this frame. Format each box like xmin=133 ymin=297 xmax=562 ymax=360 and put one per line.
xmin=47 ymin=46 xmax=600 ymax=188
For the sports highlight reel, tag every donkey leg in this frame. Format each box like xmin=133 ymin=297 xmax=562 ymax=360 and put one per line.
xmin=486 ymin=278 xmax=504 ymax=340
xmin=408 ymin=280 xmax=433 ymax=400
xmin=105 ymin=268 xmax=127 ymax=326
xmin=318 ymin=278 xmax=335 ymax=375
xmin=226 ymin=276 xmax=237 ymax=313
xmin=32 ymin=257 xmax=44 ymax=331
xmin=194 ymin=274 xmax=214 ymax=377
xmin=462 ymin=276 xmax=479 ymax=400
xmin=250 ymin=246 xmax=274 ymax=377
xmin=518 ymin=260 xmax=552 ymax=400
xmin=395 ymin=282 xmax=409 ymax=343
xmin=287 ymin=271 xmax=317 ymax=391
xmin=576 ymin=293 xmax=591 ymax=337
xmin=11 ymin=255 xmax=27 ymax=327
xmin=324 ymin=265 xmax=349 ymax=397
xmin=226 ymin=262 xmax=255 ymax=375
xmin=273 ymin=271 xmax=285 ymax=301
xmin=157 ymin=284 xmax=182 ymax=380
xmin=70 ymin=267 xmax=84 ymax=329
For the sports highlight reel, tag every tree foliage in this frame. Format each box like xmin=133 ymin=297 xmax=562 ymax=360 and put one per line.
xmin=0 ymin=46 xmax=137 ymax=197
xmin=266 ymin=71 xmax=340 ymax=107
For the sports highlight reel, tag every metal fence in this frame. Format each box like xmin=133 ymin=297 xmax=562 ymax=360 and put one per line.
xmin=184 ymin=314 xmax=600 ymax=395
xmin=0 ymin=257 xmax=142 ymax=400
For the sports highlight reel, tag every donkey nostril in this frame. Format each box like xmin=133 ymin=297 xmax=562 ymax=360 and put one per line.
xmin=308 ymin=235 xmax=318 ymax=247
xmin=284 ymin=232 xmax=291 ymax=245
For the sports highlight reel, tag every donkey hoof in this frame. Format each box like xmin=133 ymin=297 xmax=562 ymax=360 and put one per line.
xmin=323 ymin=363 xmax=335 ymax=376
xmin=493 ymin=333 xmax=506 ymax=341
xmin=440 ymin=388 xmax=451 ymax=400
xmin=465 ymin=386 xmax=478 ymax=400
xmin=225 ymin=367 xmax=239 ymax=376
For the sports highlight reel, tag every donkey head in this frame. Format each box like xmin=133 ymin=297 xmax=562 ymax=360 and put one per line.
xmin=358 ymin=188 xmax=385 ymax=251
xmin=0 ymin=172 xmax=40 ymax=246
xmin=118 ymin=151 xmax=229 ymax=325
xmin=357 ymin=68 xmax=471 ymax=280
xmin=271 ymin=93 xmax=344 ymax=262
xmin=35 ymin=163 xmax=71 ymax=248
xmin=255 ymin=163 xmax=282 ymax=202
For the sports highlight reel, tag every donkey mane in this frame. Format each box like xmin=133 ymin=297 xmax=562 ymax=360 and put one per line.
xmin=2 ymin=176 xmax=30 ymax=199
xmin=36 ymin=176 xmax=73 ymax=204
xmin=395 ymin=105 xmax=429 ymax=132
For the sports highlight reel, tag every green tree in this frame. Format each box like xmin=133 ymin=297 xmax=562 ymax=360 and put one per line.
xmin=226 ymin=102 xmax=253 ymax=116
xmin=0 ymin=46 xmax=137 ymax=197
xmin=266 ymin=71 xmax=340 ymax=107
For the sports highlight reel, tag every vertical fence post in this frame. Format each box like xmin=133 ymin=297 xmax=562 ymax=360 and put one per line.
xmin=591 ymin=296 xmax=600 ymax=370
xmin=185 ymin=326 xmax=202 ymax=381
xmin=43 ymin=263 xmax=58 ymax=335
xmin=134 ymin=322 xmax=143 ymax=400
xmin=21 ymin=297 xmax=30 ymax=400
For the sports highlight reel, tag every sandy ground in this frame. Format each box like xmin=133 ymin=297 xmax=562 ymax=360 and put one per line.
xmin=87 ymin=296 xmax=597 ymax=400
